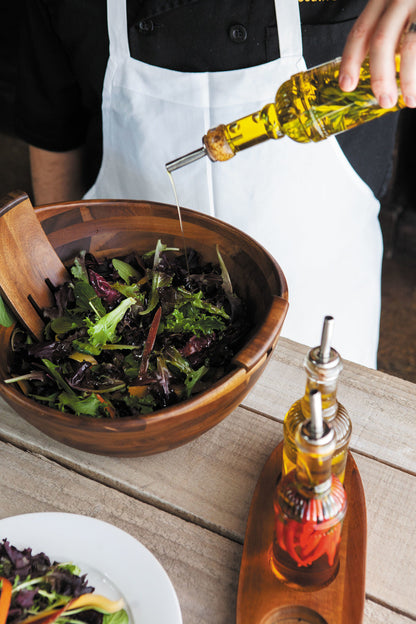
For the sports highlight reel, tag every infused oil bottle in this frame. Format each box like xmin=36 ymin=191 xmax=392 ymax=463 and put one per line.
xmin=271 ymin=389 xmax=347 ymax=590
xmin=282 ymin=316 xmax=351 ymax=483
xmin=166 ymin=56 xmax=404 ymax=171
xmin=203 ymin=56 xmax=404 ymax=162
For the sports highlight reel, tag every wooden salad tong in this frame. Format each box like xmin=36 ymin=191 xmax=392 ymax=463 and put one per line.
xmin=0 ymin=191 xmax=68 ymax=340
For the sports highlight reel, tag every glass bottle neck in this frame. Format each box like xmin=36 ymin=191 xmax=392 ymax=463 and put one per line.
xmin=295 ymin=445 xmax=333 ymax=495
xmin=205 ymin=103 xmax=284 ymax=159
xmin=301 ymin=376 xmax=339 ymax=420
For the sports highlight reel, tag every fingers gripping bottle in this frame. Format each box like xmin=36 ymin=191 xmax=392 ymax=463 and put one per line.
xmin=282 ymin=316 xmax=351 ymax=483
xmin=271 ymin=389 xmax=347 ymax=589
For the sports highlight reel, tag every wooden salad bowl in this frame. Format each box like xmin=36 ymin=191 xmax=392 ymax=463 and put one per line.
xmin=0 ymin=193 xmax=289 ymax=456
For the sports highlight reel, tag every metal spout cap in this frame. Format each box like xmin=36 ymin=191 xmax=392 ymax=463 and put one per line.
xmin=319 ymin=315 xmax=334 ymax=363
xmin=299 ymin=389 xmax=335 ymax=450
xmin=309 ymin=388 xmax=324 ymax=439
xmin=166 ymin=146 xmax=208 ymax=173
xmin=305 ymin=315 xmax=342 ymax=380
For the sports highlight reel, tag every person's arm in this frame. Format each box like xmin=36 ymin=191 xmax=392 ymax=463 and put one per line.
xmin=29 ymin=145 xmax=86 ymax=206
xmin=16 ymin=1 xmax=95 ymax=206
xmin=339 ymin=0 xmax=416 ymax=108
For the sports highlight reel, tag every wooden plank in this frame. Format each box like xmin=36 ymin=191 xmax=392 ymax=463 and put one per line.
xmin=364 ymin=602 xmax=414 ymax=624
xmin=0 ymin=400 xmax=415 ymax=617
xmin=0 ymin=441 xmax=412 ymax=624
xmin=0 ymin=397 xmax=281 ymax=540
xmin=0 ymin=441 xmax=240 ymax=624
xmin=243 ymin=338 xmax=416 ymax=473
xmin=355 ymin=453 xmax=416 ymax=616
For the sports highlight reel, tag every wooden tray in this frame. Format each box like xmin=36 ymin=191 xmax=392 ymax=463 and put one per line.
xmin=236 ymin=443 xmax=366 ymax=624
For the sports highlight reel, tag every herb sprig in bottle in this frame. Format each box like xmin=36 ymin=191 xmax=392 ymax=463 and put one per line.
xmin=166 ymin=56 xmax=404 ymax=171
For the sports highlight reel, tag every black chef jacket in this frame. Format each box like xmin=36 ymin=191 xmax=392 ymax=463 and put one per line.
xmin=15 ymin=0 xmax=399 ymax=198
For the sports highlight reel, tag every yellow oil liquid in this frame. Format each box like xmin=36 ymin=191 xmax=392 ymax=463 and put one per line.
xmin=166 ymin=170 xmax=190 ymax=274
xmin=282 ymin=397 xmax=350 ymax=484
xmin=221 ymin=56 xmax=404 ymax=154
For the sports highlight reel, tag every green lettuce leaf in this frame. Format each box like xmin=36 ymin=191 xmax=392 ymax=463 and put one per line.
xmin=165 ymin=347 xmax=208 ymax=397
xmin=58 ymin=391 xmax=103 ymax=417
xmin=86 ymin=297 xmax=135 ymax=347
xmin=112 ymin=258 xmax=141 ymax=283
xmin=70 ymin=254 xmax=89 ymax=282
xmin=162 ymin=307 xmax=226 ymax=335
xmin=0 ymin=294 xmax=15 ymax=327
xmin=103 ymin=609 xmax=129 ymax=624
xmin=73 ymin=281 xmax=106 ymax=317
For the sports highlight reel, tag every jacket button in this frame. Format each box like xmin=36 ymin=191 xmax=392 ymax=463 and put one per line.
xmin=136 ymin=18 xmax=155 ymax=34
xmin=229 ymin=24 xmax=248 ymax=43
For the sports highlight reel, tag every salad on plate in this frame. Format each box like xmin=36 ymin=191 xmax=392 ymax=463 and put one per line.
xmin=0 ymin=538 xmax=127 ymax=624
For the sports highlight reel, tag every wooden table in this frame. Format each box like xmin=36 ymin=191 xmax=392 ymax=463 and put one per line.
xmin=0 ymin=337 xmax=414 ymax=623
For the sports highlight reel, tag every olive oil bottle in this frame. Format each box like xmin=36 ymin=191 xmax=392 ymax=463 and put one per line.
xmin=166 ymin=56 xmax=404 ymax=171
xmin=282 ymin=316 xmax=351 ymax=484
xmin=271 ymin=389 xmax=347 ymax=590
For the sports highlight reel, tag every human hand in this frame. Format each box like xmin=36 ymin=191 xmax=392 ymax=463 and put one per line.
xmin=339 ymin=0 xmax=416 ymax=108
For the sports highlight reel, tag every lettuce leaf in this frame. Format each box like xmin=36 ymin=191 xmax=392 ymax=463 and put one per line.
xmin=112 ymin=258 xmax=141 ymax=283
xmin=0 ymin=294 xmax=15 ymax=327
xmin=86 ymin=297 xmax=135 ymax=347
xmin=165 ymin=347 xmax=208 ymax=397
xmin=73 ymin=281 xmax=106 ymax=317
xmin=58 ymin=391 xmax=104 ymax=417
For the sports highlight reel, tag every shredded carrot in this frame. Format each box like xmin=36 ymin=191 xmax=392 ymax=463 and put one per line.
xmin=0 ymin=578 xmax=12 ymax=624
xmin=96 ymin=393 xmax=116 ymax=418
xmin=16 ymin=604 xmax=69 ymax=624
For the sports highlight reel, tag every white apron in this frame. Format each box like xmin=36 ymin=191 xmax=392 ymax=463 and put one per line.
xmin=85 ymin=0 xmax=383 ymax=368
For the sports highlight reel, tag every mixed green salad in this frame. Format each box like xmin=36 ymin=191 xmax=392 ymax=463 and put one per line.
xmin=0 ymin=539 xmax=127 ymax=624
xmin=4 ymin=241 xmax=251 ymax=418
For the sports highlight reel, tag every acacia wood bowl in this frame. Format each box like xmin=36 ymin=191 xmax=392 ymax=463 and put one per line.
xmin=0 ymin=197 xmax=288 ymax=456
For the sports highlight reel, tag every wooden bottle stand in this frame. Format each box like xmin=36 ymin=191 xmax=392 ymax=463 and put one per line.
xmin=236 ymin=443 xmax=366 ymax=624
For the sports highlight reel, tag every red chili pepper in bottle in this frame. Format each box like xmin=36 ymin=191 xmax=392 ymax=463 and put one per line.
xmin=298 ymin=519 xmax=316 ymax=550
xmin=299 ymin=526 xmax=323 ymax=560
xmin=326 ymin=522 xmax=342 ymax=567
xmin=271 ymin=389 xmax=347 ymax=589
xmin=301 ymin=531 xmax=332 ymax=567
xmin=283 ymin=519 xmax=304 ymax=566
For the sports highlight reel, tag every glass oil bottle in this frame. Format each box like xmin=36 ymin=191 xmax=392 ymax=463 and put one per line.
xmin=166 ymin=56 xmax=404 ymax=171
xmin=282 ymin=316 xmax=351 ymax=483
xmin=270 ymin=389 xmax=347 ymax=590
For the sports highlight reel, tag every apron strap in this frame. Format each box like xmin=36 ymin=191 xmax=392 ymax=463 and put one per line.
xmin=274 ymin=0 xmax=303 ymax=60
xmin=107 ymin=0 xmax=130 ymax=59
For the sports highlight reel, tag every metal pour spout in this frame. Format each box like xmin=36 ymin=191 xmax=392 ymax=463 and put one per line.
xmin=165 ymin=146 xmax=208 ymax=173
xmin=318 ymin=315 xmax=334 ymax=363
xmin=309 ymin=389 xmax=324 ymax=440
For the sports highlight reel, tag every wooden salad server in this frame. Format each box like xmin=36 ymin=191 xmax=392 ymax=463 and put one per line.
xmin=236 ymin=443 xmax=366 ymax=624
xmin=0 ymin=190 xmax=68 ymax=340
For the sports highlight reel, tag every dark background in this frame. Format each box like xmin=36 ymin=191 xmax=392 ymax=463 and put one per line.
xmin=1 ymin=1 xmax=415 ymax=381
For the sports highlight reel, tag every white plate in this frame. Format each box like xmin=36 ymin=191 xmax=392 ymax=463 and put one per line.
xmin=0 ymin=512 xmax=182 ymax=624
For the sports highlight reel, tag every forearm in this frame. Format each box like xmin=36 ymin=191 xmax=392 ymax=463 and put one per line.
xmin=29 ymin=145 xmax=87 ymax=205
